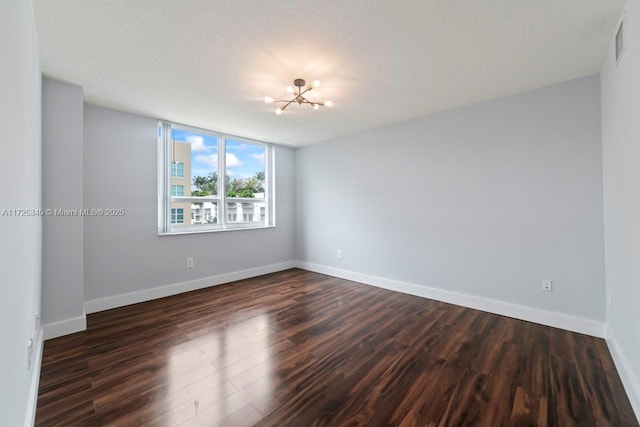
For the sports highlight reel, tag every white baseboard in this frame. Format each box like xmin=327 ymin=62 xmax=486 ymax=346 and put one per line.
xmin=43 ymin=315 xmax=87 ymax=340
xmin=606 ymin=324 xmax=640 ymax=421
xmin=24 ymin=326 xmax=43 ymax=427
xmin=84 ymin=261 xmax=297 ymax=314
xmin=294 ymin=261 xmax=605 ymax=338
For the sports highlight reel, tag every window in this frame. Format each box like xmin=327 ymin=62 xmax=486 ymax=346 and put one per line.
xmin=171 ymin=162 xmax=184 ymax=178
xmin=158 ymin=121 xmax=274 ymax=234
xmin=171 ymin=208 xmax=184 ymax=224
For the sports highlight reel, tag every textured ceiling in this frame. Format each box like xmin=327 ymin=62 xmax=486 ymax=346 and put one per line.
xmin=34 ymin=0 xmax=623 ymax=146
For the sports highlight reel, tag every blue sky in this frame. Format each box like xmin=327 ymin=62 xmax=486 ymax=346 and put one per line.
xmin=172 ymin=129 xmax=265 ymax=183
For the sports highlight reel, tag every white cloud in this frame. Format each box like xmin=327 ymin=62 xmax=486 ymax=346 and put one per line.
xmin=226 ymin=153 xmax=242 ymax=168
xmin=194 ymin=154 xmax=217 ymax=168
xmin=251 ymin=153 xmax=265 ymax=165
xmin=194 ymin=153 xmax=242 ymax=168
xmin=227 ymin=143 xmax=249 ymax=151
xmin=187 ymin=135 xmax=210 ymax=152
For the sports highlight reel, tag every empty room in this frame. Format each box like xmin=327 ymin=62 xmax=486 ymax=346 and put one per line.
xmin=2 ymin=0 xmax=639 ymax=425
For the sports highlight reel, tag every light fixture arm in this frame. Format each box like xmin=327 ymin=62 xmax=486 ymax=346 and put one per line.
xmin=265 ymin=78 xmax=332 ymax=114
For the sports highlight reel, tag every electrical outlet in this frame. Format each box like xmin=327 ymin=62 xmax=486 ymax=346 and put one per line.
xmin=542 ymin=280 xmax=552 ymax=292
xmin=186 ymin=258 xmax=194 ymax=268
xmin=337 ymin=249 xmax=343 ymax=259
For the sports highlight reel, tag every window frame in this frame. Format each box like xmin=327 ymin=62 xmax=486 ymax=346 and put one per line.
xmin=158 ymin=121 xmax=275 ymax=235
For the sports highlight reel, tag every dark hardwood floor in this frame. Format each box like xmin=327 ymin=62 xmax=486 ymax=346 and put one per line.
xmin=36 ymin=269 xmax=637 ymax=426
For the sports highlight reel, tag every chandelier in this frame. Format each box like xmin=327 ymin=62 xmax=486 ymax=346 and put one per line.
xmin=264 ymin=78 xmax=333 ymax=115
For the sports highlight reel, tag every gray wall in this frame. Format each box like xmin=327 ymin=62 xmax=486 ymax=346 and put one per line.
xmin=42 ymin=78 xmax=85 ymax=328
xmin=296 ymin=75 xmax=605 ymax=322
xmin=601 ymin=0 xmax=640 ymax=415
xmin=83 ymin=105 xmax=295 ymax=302
xmin=0 ymin=0 xmax=42 ymax=425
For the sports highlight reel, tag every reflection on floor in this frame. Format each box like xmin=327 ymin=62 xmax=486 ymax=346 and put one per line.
xmin=36 ymin=269 xmax=638 ymax=426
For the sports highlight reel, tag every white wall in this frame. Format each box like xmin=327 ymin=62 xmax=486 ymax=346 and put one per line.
xmin=0 ymin=0 xmax=43 ymax=426
xmin=83 ymin=105 xmax=295 ymax=308
xmin=42 ymin=78 xmax=86 ymax=338
xmin=296 ymin=75 xmax=605 ymax=330
xmin=601 ymin=0 xmax=640 ymax=417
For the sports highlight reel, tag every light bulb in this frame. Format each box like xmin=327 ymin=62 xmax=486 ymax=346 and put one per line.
xmin=286 ymin=86 xmax=294 ymax=93
xmin=324 ymin=100 xmax=333 ymax=107
xmin=313 ymin=104 xmax=319 ymax=110
xmin=264 ymin=96 xmax=274 ymax=104
xmin=312 ymin=80 xmax=321 ymax=88
xmin=275 ymin=107 xmax=284 ymax=115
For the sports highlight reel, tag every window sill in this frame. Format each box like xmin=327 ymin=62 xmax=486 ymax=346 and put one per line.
xmin=158 ymin=225 xmax=275 ymax=236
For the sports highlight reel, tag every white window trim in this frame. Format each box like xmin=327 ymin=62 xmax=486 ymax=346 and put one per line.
xmin=158 ymin=121 xmax=275 ymax=235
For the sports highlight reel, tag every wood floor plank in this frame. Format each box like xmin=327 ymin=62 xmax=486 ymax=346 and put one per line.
xmin=437 ymin=368 xmax=488 ymax=427
xmin=548 ymin=355 xmax=595 ymax=427
xmin=35 ymin=269 xmax=638 ymax=426
xmin=518 ymin=325 xmax=552 ymax=397
xmin=510 ymin=386 xmax=548 ymax=427
xmin=215 ymin=404 xmax=263 ymax=427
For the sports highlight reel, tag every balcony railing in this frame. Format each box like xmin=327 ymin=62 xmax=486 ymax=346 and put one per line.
xmin=171 ymin=196 xmax=266 ymax=225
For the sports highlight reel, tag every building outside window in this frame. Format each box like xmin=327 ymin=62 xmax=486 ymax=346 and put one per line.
xmin=158 ymin=121 xmax=274 ymax=234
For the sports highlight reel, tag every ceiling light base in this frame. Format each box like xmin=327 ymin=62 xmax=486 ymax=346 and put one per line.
xmin=293 ymin=78 xmax=306 ymax=88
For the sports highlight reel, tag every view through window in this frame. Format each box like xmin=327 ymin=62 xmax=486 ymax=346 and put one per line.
xmin=158 ymin=122 xmax=273 ymax=234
